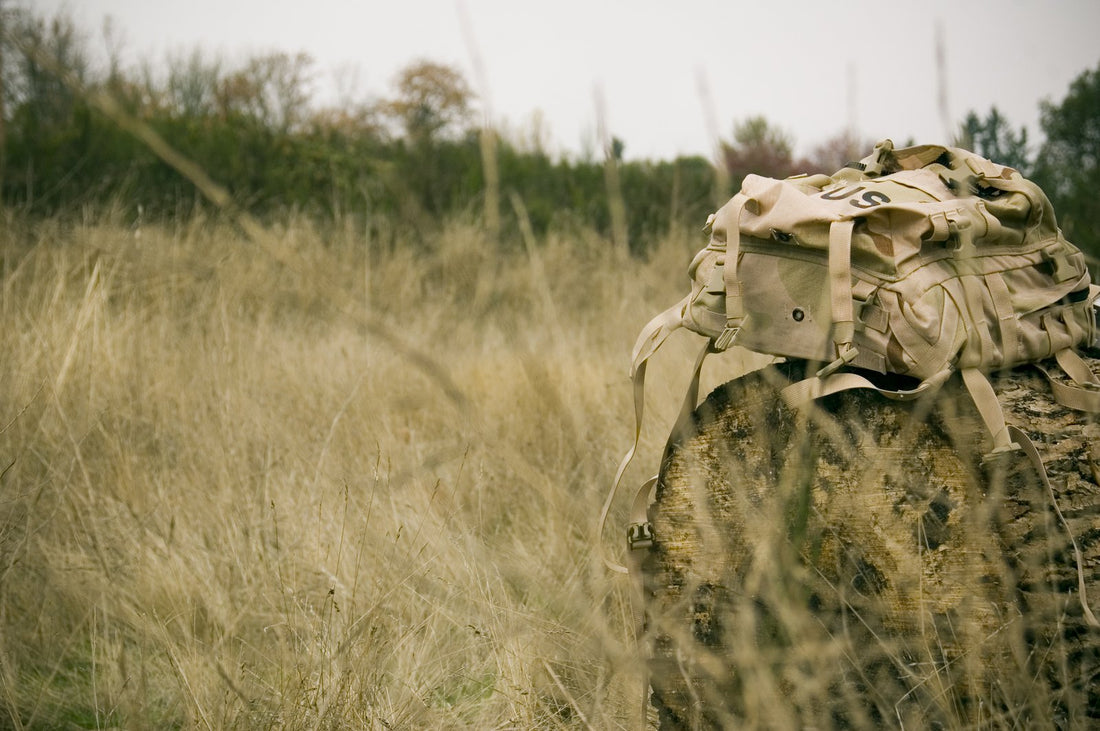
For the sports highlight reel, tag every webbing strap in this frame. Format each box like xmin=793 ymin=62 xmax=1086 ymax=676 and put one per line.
xmin=625 ymin=478 xmax=655 ymax=728
xmin=600 ymin=361 xmax=648 ymax=574
xmin=609 ymin=340 xmax=711 ymax=729
xmin=671 ymin=341 xmax=715 ymax=444
xmin=785 ymin=366 xmax=1021 ymax=464
xmin=816 ymin=220 xmax=859 ymax=377
xmin=828 ymin=220 xmax=856 ymax=352
xmin=887 ymin=288 xmax=961 ymax=374
xmin=986 ymin=272 xmax=1018 ymax=367
xmin=961 ymin=368 xmax=1018 ymax=455
xmin=715 ymin=194 xmax=750 ymax=350
xmin=623 ymin=341 xmax=711 ymax=728
xmin=626 ymin=478 xmax=657 ymax=602
xmin=781 ymin=368 xmax=951 ymax=409
xmin=1006 ymin=425 xmax=1100 ymax=628
xmin=1055 ymin=348 xmax=1100 ymax=387
xmin=600 ymin=299 xmax=687 ymax=575
xmin=1035 ymin=349 xmax=1100 ymax=414
xmin=961 ymin=276 xmax=996 ymax=365
xmin=631 ymin=296 xmax=690 ymax=378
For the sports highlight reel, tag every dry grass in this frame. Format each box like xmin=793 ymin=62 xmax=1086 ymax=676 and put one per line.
xmin=0 ymin=208 xmax=726 ymax=729
xmin=3 ymin=206 xmax=1095 ymax=730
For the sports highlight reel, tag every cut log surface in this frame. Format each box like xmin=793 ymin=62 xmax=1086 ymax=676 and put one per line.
xmin=644 ymin=356 xmax=1100 ymax=730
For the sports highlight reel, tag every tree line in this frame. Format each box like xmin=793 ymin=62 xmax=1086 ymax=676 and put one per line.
xmin=4 ymin=7 xmax=1100 ymax=256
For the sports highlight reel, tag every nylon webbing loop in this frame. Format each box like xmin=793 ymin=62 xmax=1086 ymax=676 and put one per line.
xmin=715 ymin=194 xmax=750 ymax=350
xmin=961 ymin=275 xmax=995 ymax=366
xmin=1055 ymin=347 xmax=1100 ymax=388
xmin=986 ymin=271 xmax=1018 ymax=367
xmin=816 ymin=219 xmax=859 ymax=377
xmin=828 ymin=219 xmax=856 ymax=348
xmin=961 ymin=367 xmax=1018 ymax=456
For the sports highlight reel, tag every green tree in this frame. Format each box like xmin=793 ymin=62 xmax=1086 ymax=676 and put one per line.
xmin=385 ymin=60 xmax=472 ymax=145
xmin=957 ymin=106 xmax=1031 ymax=173
xmin=214 ymin=51 xmax=314 ymax=133
xmin=1033 ymin=62 xmax=1100 ymax=259
xmin=163 ymin=49 xmax=222 ymax=118
xmin=3 ymin=8 xmax=96 ymax=209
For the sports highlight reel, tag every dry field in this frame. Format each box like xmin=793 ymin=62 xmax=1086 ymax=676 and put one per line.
xmin=8 ymin=206 xmax=1089 ymax=730
xmin=0 ymin=209 xmax=738 ymax=729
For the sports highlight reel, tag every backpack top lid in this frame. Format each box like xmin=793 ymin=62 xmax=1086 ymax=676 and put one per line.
xmin=685 ymin=139 xmax=1095 ymax=382
xmin=709 ymin=139 xmax=1067 ymax=282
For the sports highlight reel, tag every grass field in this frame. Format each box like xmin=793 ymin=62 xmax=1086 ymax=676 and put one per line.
xmin=0 ymin=208 xmax=744 ymax=729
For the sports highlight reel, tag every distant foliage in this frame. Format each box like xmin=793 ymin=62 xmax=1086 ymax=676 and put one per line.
xmin=719 ymin=116 xmax=819 ymax=186
xmin=1033 ymin=61 xmax=1100 ymax=259
xmin=807 ymin=130 xmax=876 ymax=174
xmin=384 ymin=60 xmax=473 ymax=143
xmin=3 ymin=7 xmax=1098 ymax=259
xmin=957 ymin=106 xmax=1032 ymax=174
xmin=0 ymin=7 xmax=725 ymax=252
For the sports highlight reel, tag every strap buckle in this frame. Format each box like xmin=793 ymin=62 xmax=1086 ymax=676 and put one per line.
xmin=627 ymin=522 xmax=654 ymax=550
xmin=714 ymin=325 xmax=741 ymax=351
xmin=816 ymin=344 xmax=860 ymax=378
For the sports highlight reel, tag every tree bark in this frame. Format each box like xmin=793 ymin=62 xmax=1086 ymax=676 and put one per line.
xmin=645 ymin=357 xmax=1100 ymax=729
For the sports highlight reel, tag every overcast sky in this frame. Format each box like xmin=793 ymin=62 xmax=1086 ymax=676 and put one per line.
xmin=31 ymin=0 xmax=1100 ymax=161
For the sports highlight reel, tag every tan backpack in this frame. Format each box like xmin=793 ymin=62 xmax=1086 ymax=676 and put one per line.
xmin=601 ymin=139 xmax=1100 ymax=633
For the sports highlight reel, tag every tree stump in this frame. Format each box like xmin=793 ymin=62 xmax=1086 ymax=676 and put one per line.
xmin=644 ymin=357 xmax=1100 ymax=730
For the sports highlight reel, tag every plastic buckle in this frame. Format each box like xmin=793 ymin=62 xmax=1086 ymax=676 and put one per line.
xmin=627 ymin=522 xmax=654 ymax=550
xmin=816 ymin=344 xmax=860 ymax=378
xmin=713 ymin=326 xmax=741 ymax=351
xmin=981 ymin=441 xmax=1022 ymax=467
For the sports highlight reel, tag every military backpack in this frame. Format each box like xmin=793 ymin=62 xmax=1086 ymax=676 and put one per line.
xmin=601 ymin=139 xmax=1100 ymax=634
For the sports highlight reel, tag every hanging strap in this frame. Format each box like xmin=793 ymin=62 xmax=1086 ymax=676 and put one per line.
xmin=604 ymin=336 xmax=713 ymax=731
xmin=960 ymin=367 xmax=1019 ymax=456
xmin=631 ymin=295 xmax=691 ymax=376
xmin=1006 ymin=425 xmax=1100 ymax=628
xmin=625 ymin=476 xmax=658 ymax=624
xmin=610 ymin=339 xmax=712 ymax=580
xmin=624 ymin=479 xmax=657 ymax=729
xmin=598 ymin=297 xmax=688 ymax=575
xmin=615 ymin=340 xmax=713 ymax=580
